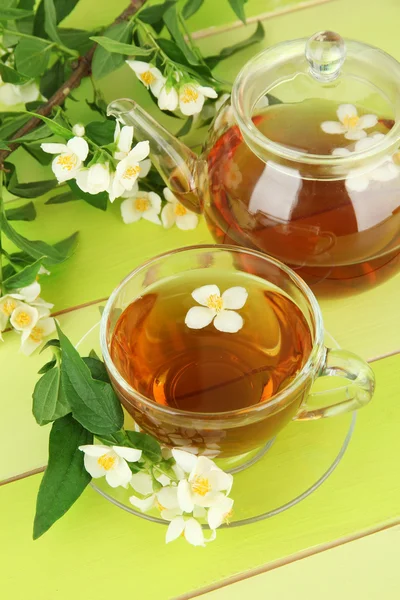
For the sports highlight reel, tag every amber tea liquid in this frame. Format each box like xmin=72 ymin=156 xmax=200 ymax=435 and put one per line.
xmin=109 ymin=273 xmax=313 ymax=456
xmin=207 ymin=99 xmax=400 ymax=295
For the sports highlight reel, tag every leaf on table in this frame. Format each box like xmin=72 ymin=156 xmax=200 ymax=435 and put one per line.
xmin=182 ymin=0 xmax=204 ymax=19
xmin=14 ymin=38 xmax=53 ymax=78
xmin=57 ymin=324 xmax=124 ymax=435
xmin=90 ymin=36 xmax=151 ymax=57
xmin=67 ymin=179 xmax=108 ymax=211
xmin=126 ymin=430 xmax=162 ymax=463
xmin=5 ymin=201 xmax=36 ymax=222
xmin=2 ymin=258 xmax=43 ymax=292
xmin=5 ymin=162 xmax=57 ymax=198
xmin=33 ymin=366 xmax=71 ymax=426
xmin=33 ymin=414 xmax=92 ymax=539
xmin=0 ymin=62 xmax=31 ymax=85
xmin=205 ymin=21 xmax=265 ymax=69
xmin=45 ymin=190 xmax=78 ymax=205
xmin=91 ymin=21 xmax=132 ymax=80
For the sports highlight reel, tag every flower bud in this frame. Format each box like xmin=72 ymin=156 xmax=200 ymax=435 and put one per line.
xmin=72 ymin=123 xmax=85 ymax=137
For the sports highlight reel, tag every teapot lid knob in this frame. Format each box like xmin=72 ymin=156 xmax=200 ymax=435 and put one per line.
xmin=305 ymin=31 xmax=346 ymax=82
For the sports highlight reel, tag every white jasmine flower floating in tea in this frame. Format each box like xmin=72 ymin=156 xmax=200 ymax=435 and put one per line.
xmin=79 ymin=444 xmax=142 ymax=488
xmin=321 ymin=103 xmax=378 ymax=140
xmin=185 ymin=284 xmax=248 ymax=333
xmin=161 ymin=188 xmax=199 ymax=231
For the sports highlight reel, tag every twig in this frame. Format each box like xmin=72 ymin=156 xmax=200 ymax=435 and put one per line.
xmin=0 ymin=0 xmax=148 ymax=168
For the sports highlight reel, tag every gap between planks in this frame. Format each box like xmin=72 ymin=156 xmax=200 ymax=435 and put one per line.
xmin=174 ymin=521 xmax=400 ymax=600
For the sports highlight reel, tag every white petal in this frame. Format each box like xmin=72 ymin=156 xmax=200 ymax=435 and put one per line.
xmin=337 ymin=103 xmax=358 ymax=123
xmin=126 ymin=60 xmax=149 ymax=75
xmin=114 ymin=120 xmax=121 ymax=142
xmin=163 ymin=187 xmax=178 ymax=204
xmin=166 ymin=517 xmax=185 ymax=543
xmin=18 ymin=82 xmax=40 ymax=103
xmin=121 ymin=182 xmax=139 ymax=198
xmin=139 ymin=158 xmax=151 ymax=178
xmin=130 ymin=472 xmax=153 ymax=495
xmin=357 ymin=114 xmax=378 ymax=130
xmin=32 ymin=317 xmax=55 ymax=339
xmin=109 ymin=175 xmax=125 ymax=202
xmin=180 ymin=93 xmax=204 ymax=116
xmin=20 ymin=335 xmax=42 ymax=356
xmin=184 ymin=518 xmax=205 ymax=546
xmin=142 ymin=209 xmax=162 ymax=225
xmin=207 ymin=497 xmax=234 ymax=529
xmin=10 ymin=304 xmax=38 ymax=331
xmin=147 ymin=191 xmax=162 ymax=213
xmin=371 ymin=163 xmax=399 ymax=182
xmin=67 ymin=137 xmax=89 ymax=161
xmin=345 ymin=174 xmax=370 ymax=192
xmin=210 ymin=469 xmax=233 ymax=494
xmin=127 ymin=141 xmax=150 ymax=163
xmin=87 ymin=163 xmax=110 ymax=194
xmin=213 ymin=309 xmax=243 ymax=333
xmin=157 ymin=486 xmax=179 ymax=509
xmin=105 ymin=458 xmax=132 ymax=488
xmin=177 ymin=480 xmax=194 ymax=513
xmin=189 ymin=456 xmax=213 ymax=479
xmin=83 ymin=454 xmax=106 ymax=478
xmin=161 ymin=203 xmax=176 ymax=229
xmin=158 ymin=87 xmax=179 ymax=111
xmin=175 ymin=212 xmax=198 ymax=230
xmin=185 ymin=306 xmax=215 ymax=329
xmin=79 ymin=444 xmax=110 ymax=457
xmin=76 ymin=169 xmax=89 ymax=193
xmin=120 ymin=199 xmax=143 ymax=224
xmin=193 ymin=505 xmax=206 ymax=518
xmin=192 ymin=284 xmax=220 ymax=306
xmin=197 ymin=85 xmax=218 ymax=99
xmin=345 ymin=129 xmax=366 ymax=141
xmin=40 ymin=143 xmax=68 ymax=154
xmin=18 ymin=280 xmax=40 ymax=303
xmin=221 ymin=286 xmax=248 ymax=310
xmin=150 ymin=75 xmax=166 ymax=98
xmin=172 ymin=464 xmax=186 ymax=480
xmin=129 ymin=494 xmax=155 ymax=511
xmin=51 ymin=157 xmax=80 ymax=183
xmin=321 ymin=121 xmax=346 ymax=135
xmin=161 ymin=507 xmax=183 ymax=520
xmin=0 ymin=83 xmax=23 ymax=105
xmin=354 ymin=137 xmax=378 ymax=152
xmin=118 ymin=125 xmax=134 ymax=153
xmin=113 ymin=446 xmax=142 ymax=462
xmin=172 ymin=449 xmax=198 ymax=473
xmin=332 ymin=147 xmax=351 ymax=157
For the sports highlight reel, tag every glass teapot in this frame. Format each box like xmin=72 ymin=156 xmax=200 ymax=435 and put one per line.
xmin=108 ymin=31 xmax=400 ymax=295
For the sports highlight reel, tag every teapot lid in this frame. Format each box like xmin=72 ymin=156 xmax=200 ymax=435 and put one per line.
xmin=232 ymin=31 xmax=400 ymax=166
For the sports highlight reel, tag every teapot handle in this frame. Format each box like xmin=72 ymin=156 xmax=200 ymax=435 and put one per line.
xmin=295 ymin=347 xmax=375 ymax=420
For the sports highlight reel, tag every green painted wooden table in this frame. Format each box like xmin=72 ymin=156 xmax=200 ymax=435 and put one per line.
xmin=1 ymin=0 xmax=399 ymax=598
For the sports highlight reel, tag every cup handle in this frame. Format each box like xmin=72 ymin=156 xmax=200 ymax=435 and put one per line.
xmin=295 ymin=347 xmax=375 ymax=420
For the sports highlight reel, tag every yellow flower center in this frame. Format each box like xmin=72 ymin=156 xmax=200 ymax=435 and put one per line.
xmin=1 ymin=299 xmax=17 ymax=316
xmin=29 ymin=326 xmax=44 ymax=343
xmin=14 ymin=311 xmax=32 ymax=327
xmin=123 ymin=165 xmax=141 ymax=180
xmin=156 ymin=500 xmax=166 ymax=512
xmin=174 ymin=203 xmax=187 ymax=216
xmin=57 ymin=153 xmax=77 ymax=171
xmin=97 ymin=454 xmax=116 ymax=471
xmin=191 ymin=476 xmax=211 ymax=496
xmin=140 ymin=71 xmax=156 ymax=86
xmin=224 ymin=509 xmax=233 ymax=524
xmin=181 ymin=86 xmax=199 ymax=104
xmin=134 ymin=197 xmax=151 ymax=212
xmin=206 ymin=294 xmax=223 ymax=312
xmin=343 ymin=115 xmax=359 ymax=130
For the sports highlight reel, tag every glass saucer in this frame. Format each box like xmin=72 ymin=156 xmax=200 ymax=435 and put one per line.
xmin=77 ymin=324 xmax=355 ymax=529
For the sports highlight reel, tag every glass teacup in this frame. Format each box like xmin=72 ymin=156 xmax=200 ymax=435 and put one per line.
xmin=101 ymin=245 xmax=375 ymax=459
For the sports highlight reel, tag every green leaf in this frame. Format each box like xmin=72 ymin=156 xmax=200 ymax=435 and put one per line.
xmin=89 ymin=348 xmax=100 ymax=360
xmin=2 ymin=258 xmax=43 ymax=291
xmin=16 ymin=0 xmax=35 ymax=35
xmin=14 ymin=38 xmax=53 ymax=78
xmin=58 ymin=28 xmax=93 ymax=54
xmin=85 ymin=120 xmax=115 ymax=146
xmin=92 ymin=21 xmax=132 ymax=80
xmin=82 ymin=356 xmax=110 ymax=383
xmin=157 ymin=38 xmax=213 ymax=81
xmin=57 ymin=324 xmax=124 ymax=435
xmin=0 ymin=141 xmax=10 ymax=151
xmin=33 ymin=414 xmax=92 ymax=539
xmin=38 ymin=358 xmax=57 ymax=374
xmin=40 ymin=59 xmax=65 ymax=99
xmin=0 ymin=7 xmax=33 ymax=20
xmin=0 ymin=62 xmax=30 ymax=85
xmin=163 ymin=5 xmax=199 ymax=65
xmin=6 ymin=163 xmax=57 ymax=198
xmin=139 ymin=1 xmax=176 ymax=32
xmin=67 ymin=180 xmax=108 ymax=211
xmin=12 ymin=124 xmax=53 ymax=143
xmin=125 ymin=431 xmax=162 ymax=463
xmin=5 ymin=201 xmax=36 ymax=221
xmin=45 ymin=190 xmax=77 ymax=205
xmin=40 ymin=338 xmax=60 ymax=353
xmin=182 ymin=0 xmax=204 ymax=19
xmin=176 ymin=116 xmax=193 ymax=137
xmin=23 ymin=142 xmax=53 ymax=166
xmin=0 ymin=113 xmax=30 ymax=140
xmin=206 ymin=21 xmax=265 ymax=69
xmin=90 ymin=36 xmax=151 ymax=57
xmin=25 ymin=111 xmax=72 ymax=139
xmin=227 ymin=0 xmax=247 ymax=23
xmin=44 ymin=0 xmax=63 ymax=45
xmin=0 ymin=216 xmax=78 ymax=267
xmin=33 ymin=367 xmax=71 ymax=426
xmin=34 ymin=0 xmax=79 ymax=38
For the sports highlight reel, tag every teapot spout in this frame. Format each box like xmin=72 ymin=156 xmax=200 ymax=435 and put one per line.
xmin=107 ymin=98 xmax=202 ymax=214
